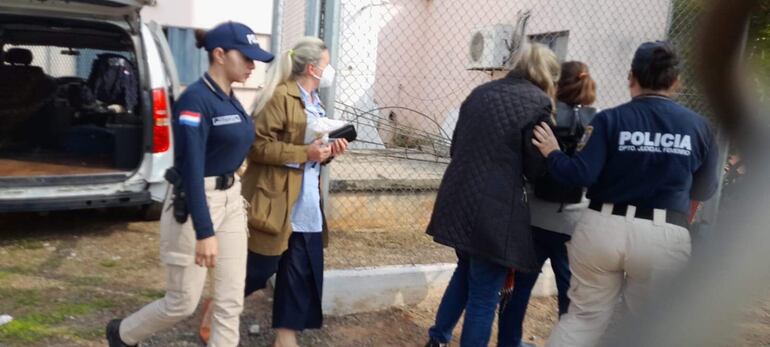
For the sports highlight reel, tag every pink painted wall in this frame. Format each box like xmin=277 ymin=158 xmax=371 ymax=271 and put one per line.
xmin=339 ymin=0 xmax=672 ymax=138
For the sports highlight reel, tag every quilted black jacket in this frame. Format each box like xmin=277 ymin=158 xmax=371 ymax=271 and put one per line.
xmin=426 ymin=72 xmax=551 ymax=271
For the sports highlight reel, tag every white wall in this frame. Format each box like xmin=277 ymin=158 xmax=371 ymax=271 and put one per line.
xmin=141 ymin=0 xmax=273 ymax=34
xmin=141 ymin=0 xmax=275 ymax=110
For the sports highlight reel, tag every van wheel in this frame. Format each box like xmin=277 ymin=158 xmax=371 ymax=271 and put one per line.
xmin=140 ymin=202 xmax=163 ymax=221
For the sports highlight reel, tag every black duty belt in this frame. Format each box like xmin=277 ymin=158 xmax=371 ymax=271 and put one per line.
xmin=212 ymin=173 xmax=235 ymax=190
xmin=588 ymin=200 xmax=689 ymax=229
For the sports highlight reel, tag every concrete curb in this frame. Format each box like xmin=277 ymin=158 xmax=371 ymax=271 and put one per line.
xmin=321 ymin=262 xmax=557 ymax=316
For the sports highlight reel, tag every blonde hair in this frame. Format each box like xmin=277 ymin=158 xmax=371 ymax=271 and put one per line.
xmin=509 ymin=41 xmax=561 ymax=98
xmin=252 ymin=36 xmax=327 ymax=115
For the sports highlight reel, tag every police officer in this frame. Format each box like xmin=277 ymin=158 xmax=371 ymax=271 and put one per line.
xmin=106 ymin=22 xmax=274 ymax=347
xmin=532 ymin=41 xmax=720 ymax=347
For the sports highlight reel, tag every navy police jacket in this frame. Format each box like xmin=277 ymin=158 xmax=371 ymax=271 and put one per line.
xmin=172 ymin=73 xmax=255 ymax=239
xmin=547 ymin=95 xmax=720 ymax=214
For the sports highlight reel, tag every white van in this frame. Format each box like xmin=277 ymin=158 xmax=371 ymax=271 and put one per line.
xmin=0 ymin=0 xmax=180 ymax=219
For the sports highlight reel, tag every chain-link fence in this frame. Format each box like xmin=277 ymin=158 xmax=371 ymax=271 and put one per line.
xmin=668 ymin=0 xmax=708 ymax=115
xmin=272 ymin=0 xmax=715 ymax=233
xmin=274 ymin=0 xmax=308 ymax=53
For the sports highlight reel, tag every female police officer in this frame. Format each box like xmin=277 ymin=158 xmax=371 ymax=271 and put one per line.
xmin=532 ymin=41 xmax=720 ymax=347
xmin=106 ymin=22 xmax=274 ymax=347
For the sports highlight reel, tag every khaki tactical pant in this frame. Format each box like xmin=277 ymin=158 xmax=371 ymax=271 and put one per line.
xmin=546 ymin=205 xmax=691 ymax=347
xmin=120 ymin=177 xmax=248 ymax=347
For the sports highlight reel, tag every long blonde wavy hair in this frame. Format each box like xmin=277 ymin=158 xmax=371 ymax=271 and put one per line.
xmin=509 ymin=41 xmax=561 ymax=99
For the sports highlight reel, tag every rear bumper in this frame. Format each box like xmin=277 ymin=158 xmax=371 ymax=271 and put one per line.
xmin=0 ymin=190 xmax=151 ymax=213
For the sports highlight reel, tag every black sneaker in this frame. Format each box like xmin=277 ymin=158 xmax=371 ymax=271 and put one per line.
xmin=425 ymin=338 xmax=448 ymax=347
xmin=106 ymin=319 xmax=135 ymax=347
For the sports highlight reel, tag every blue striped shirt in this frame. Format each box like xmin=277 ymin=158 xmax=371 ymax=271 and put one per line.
xmin=291 ymin=83 xmax=324 ymax=233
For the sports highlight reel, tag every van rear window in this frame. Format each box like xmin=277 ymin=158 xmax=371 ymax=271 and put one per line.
xmin=4 ymin=45 xmax=133 ymax=80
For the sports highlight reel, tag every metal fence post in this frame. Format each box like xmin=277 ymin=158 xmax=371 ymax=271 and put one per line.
xmin=319 ymin=0 xmax=340 ymax=222
xmin=319 ymin=0 xmax=340 ymax=121
xmin=271 ymin=0 xmax=285 ymax=55
xmin=305 ymin=0 xmax=321 ymax=37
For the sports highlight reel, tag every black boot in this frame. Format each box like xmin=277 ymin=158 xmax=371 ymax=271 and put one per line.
xmin=106 ymin=319 xmax=135 ymax=347
xmin=425 ymin=338 xmax=448 ymax=347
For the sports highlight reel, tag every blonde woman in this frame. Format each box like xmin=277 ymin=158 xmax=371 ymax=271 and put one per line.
xmin=424 ymin=42 xmax=560 ymax=347
xmin=206 ymin=36 xmax=345 ymax=347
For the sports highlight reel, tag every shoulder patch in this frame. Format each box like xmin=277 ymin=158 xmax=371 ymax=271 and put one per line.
xmin=179 ymin=111 xmax=201 ymax=127
xmin=577 ymin=125 xmax=594 ymax=151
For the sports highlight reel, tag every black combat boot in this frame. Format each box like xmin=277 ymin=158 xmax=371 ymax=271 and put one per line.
xmin=106 ymin=319 xmax=135 ymax=347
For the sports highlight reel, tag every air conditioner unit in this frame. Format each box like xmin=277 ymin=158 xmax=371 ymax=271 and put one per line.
xmin=467 ymin=24 xmax=515 ymax=70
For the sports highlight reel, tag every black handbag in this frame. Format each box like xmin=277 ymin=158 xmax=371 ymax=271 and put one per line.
xmin=328 ymin=124 xmax=357 ymax=142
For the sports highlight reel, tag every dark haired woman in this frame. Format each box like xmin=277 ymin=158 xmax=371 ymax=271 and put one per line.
xmin=497 ymin=61 xmax=598 ymax=347
xmin=105 ymin=21 xmax=274 ymax=347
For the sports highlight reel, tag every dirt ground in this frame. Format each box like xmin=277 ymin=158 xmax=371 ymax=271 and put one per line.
xmin=133 ymin=289 xmax=559 ymax=347
xmin=0 ymin=209 xmax=769 ymax=346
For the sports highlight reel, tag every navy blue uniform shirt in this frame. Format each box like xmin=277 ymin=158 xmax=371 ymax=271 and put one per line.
xmin=547 ymin=95 xmax=719 ymax=214
xmin=172 ymin=73 xmax=255 ymax=239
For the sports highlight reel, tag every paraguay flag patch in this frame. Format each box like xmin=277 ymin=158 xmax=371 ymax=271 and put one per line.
xmin=179 ymin=111 xmax=201 ymax=127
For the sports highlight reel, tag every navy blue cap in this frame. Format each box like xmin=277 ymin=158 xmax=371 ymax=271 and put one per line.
xmin=631 ymin=41 xmax=677 ymax=72
xmin=204 ymin=21 xmax=274 ymax=62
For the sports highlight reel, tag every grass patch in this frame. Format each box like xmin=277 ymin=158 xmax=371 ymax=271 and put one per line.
xmin=0 ymin=266 xmax=35 ymax=277
xmin=90 ymin=298 xmax=116 ymax=310
xmin=70 ymin=276 xmax=106 ymax=287
xmin=0 ymin=288 xmax=43 ymax=309
xmin=16 ymin=240 xmax=44 ymax=250
xmin=73 ymin=325 xmax=104 ymax=340
xmin=0 ymin=298 xmax=115 ymax=344
xmin=138 ymin=288 xmax=166 ymax=301
xmin=36 ymin=256 xmax=65 ymax=272
xmin=99 ymin=260 xmax=118 ymax=268
xmin=0 ymin=315 xmax=57 ymax=343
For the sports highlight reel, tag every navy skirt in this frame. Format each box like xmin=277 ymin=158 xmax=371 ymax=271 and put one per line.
xmin=245 ymin=232 xmax=324 ymax=330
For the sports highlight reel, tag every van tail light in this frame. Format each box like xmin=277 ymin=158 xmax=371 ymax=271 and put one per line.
xmin=152 ymin=88 xmax=171 ymax=153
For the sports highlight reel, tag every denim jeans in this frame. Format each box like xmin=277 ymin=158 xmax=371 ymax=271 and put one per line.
xmin=428 ymin=251 xmax=508 ymax=347
xmin=497 ymin=227 xmax=571 ymax=347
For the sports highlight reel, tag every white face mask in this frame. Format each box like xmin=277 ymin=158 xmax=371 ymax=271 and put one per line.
xmin=312 ymin=65 xmax=336 ymax=88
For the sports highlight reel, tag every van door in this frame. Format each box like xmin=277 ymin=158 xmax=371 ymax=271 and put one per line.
xmin=136 ymin=22 xmax=179 ymax=202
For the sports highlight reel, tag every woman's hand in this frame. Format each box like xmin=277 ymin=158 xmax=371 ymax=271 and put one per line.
xmin=195 ymin=236 xmax=218 ymax=268
xmin=531 ymin=122 xmax=560 ymax=157
xmin=306 ymin=139 xmax=332 ymax=162
xmin=330 ymin=138 xmax=349 ymax=156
